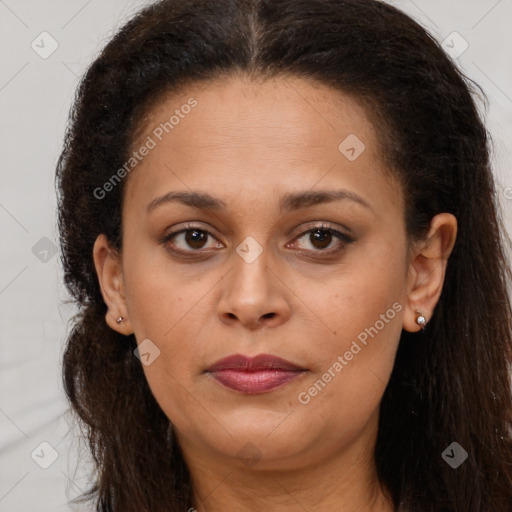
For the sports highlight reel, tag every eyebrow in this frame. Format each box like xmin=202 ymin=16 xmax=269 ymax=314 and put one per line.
xmin=146 ymin=189 xmax=373 ymax=214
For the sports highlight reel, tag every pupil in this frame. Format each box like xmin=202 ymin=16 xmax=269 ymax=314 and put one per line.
xmin=186 ymin=230 xmax=206 ymax=249
xmin=311 ymin=229 xmax=332 ymax=249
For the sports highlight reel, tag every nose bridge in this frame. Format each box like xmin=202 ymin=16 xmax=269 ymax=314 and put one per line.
xmin=227 ymin=237 xmax=273 ymax=306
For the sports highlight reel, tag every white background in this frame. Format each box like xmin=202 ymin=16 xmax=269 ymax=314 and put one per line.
xmin=1 ymin=1 xmax=511 ymax=510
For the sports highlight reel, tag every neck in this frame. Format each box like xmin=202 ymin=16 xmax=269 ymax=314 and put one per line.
xmin=190 ymin=464 xmax=393 ymax=512
xmin=179 ymin=418 xmax=395 ymax=512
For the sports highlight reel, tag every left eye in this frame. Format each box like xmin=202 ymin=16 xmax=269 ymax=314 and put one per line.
xmin=291 ymin=226 xmax=353 ymax=253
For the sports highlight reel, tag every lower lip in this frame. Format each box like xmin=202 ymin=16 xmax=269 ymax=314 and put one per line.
xmin=209 ymin=369 xmax=306 ymax=394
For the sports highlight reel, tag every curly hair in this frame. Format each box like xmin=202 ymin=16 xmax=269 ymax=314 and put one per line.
xmin=56 ymin=0 xmax=512 ymax=511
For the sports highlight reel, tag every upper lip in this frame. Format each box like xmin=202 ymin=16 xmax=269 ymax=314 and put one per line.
xmin=206 ymin=353 xmax=306 ymax=372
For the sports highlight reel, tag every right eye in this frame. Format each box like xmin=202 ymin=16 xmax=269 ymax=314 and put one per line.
xmin=162 ymin=225 xmax=224 ymax=256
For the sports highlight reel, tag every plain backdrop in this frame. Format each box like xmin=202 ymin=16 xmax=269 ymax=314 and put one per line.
xmin=1 ymin=0 xmax=511 ymax=510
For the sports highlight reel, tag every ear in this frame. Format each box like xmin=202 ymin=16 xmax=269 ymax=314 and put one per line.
xmin=92 ymin=234 xmax=134 ymax=335
xmin=403 ymin=213 xmax=457 ymax=333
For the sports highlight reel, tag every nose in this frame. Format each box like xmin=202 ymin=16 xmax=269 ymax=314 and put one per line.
xmin=217 ymin=249 xmax=291 ymax=330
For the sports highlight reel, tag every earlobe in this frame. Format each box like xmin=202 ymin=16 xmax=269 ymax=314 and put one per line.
xmin=92 ymin=234 xmax=134 ymax=335
xmin=403 ymin=213 xmax=457 ymax=333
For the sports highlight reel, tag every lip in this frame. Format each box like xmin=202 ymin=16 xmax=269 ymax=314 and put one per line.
xmin=206 ymin=353 xmax=306 ymax=372
xmin=205 ymin=353 xmax=308 ymax=395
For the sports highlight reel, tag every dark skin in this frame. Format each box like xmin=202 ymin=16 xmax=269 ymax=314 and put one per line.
xmin=93 ymin=75 xmax=457 ymax=511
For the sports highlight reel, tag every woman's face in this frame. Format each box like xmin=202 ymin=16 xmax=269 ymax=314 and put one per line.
xmin=95 ymin=74 xmax=442 ymax=472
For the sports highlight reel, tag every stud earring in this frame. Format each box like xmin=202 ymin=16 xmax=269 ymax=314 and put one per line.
xmin=415 ymin=311 xmax=427 ymax=329
xmin=116 ymin=316 xmax=125 ymax=324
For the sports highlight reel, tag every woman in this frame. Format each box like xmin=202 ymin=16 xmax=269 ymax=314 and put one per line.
xmin=56 ymin=0 xmax=512 ymax=510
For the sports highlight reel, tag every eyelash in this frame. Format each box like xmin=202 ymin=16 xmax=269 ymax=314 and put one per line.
xmin=161 ymin=222 xmax=354 ymax=258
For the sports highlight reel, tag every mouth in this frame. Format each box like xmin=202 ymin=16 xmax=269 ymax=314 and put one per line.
xmin=205 ymin=353 xmax=308 ymax=395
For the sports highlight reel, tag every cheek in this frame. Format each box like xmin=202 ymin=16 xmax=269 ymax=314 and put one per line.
xmin=122 ymin=253 xmax=211 ymax=423
xmin=296 ymin=297 xmax=403 ymax=440
xmin=123 ymin=241 xmax=205 ymax=338
xmin=308 ymin=237 xmax=405 ymax=349
xmin=296 ymin=242 xmax=406 ymax=411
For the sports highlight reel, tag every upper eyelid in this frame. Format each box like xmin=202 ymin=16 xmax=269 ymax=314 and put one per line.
xmin=166 ymin=221 xmax=350 ymax=236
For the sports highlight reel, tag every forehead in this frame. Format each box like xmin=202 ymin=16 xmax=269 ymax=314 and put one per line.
xmin=136 ymin=74 xmax=377 ymax=154
xmin=124 ymin=74 xmax=402 ymax=218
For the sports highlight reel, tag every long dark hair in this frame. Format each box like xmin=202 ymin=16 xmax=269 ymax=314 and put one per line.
xmin=56 ymin=1 xmax=512 ymax=510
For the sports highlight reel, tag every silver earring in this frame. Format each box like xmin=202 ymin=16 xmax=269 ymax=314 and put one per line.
xmin=415 ymin=311 xmax=427 ymax=329
xmin=116 ymin=316 xmax=125 ymax=324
